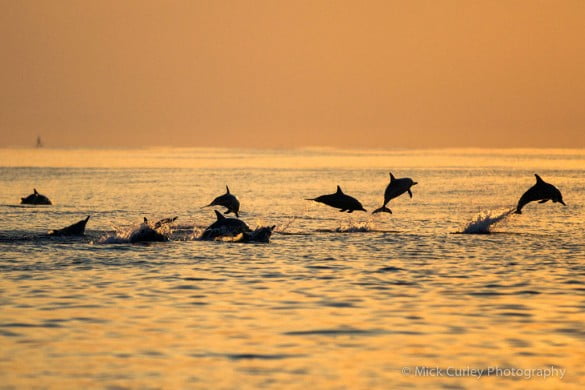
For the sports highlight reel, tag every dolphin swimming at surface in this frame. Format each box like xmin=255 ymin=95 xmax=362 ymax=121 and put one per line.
xmin=128 ymin=218 xmax=169 ymax=243
xmin=203 ymin=185 xmax=240 ymax=217
xmin=515 ymin=174 xmax=566 ymax=214
xmin=306 ymin=185 xmax=366 ymax=213
xmin=239 ymin=225 xmax=275 ymax=243
xmin=372 ymin=172 xmax=418 ymax=214
xmin=200 ymin=210 xmax=274 ymax=242
xmin=201 ymin=210 xmax=251 ymax=240
xmin=49 ymin=216 xmax=90 ymax=236
xmin=20 ymin=189 xmax=52 ymax=205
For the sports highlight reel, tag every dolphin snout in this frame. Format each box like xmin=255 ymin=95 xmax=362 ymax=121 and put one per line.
xmin=560 ymin=200 xmax=566 ymax=206
xmin=412 ymin=182 xmax=418 ymax=186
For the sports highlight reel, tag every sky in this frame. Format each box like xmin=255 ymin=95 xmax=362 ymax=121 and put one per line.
xmin=1 ymin=0 xmax=584 ymax=149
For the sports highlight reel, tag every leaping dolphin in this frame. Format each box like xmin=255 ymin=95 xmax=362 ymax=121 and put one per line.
xmin=49 ymin=216 xmax=90 ymax=236
xmin=145 ymin=216 xmax=178 ymax=229
xmin=372 ymin=172 xmax=418 ymax=214
xmin=21 ymin=188 xmax=52 ymax=205
xmin=203 ymin=185 xmax=240 ymax=217
xmin=515 ymin=174 xmax=566 ymax=214
xmin=306 ymin=185 xmax=366 ymax=213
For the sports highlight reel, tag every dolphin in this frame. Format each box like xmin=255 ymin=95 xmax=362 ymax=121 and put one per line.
xmin=21 ymin=188 xmax=52 ymax=205
xmin=151 ymin=216 xmax=178 ymax=229
xmin=515 ymin=174 xmax=566 ymax=214
xmin=200 ymin=210 xmax=275 ymax=242
xmin=201 ymin=210 xmax=250 ymax=240
xmin=49 ymin=216 xmax=90 ymax=236
xmin=372 ymin=172 xmax=418 ymax=214
xmin=203 ymin=185 xmax=240 ymax=217
xmin=129 ymin=218 xmax=168 ymax=243
xmin=240 ymin=225 xmax=275 ymax=243
xmin=306 ymin=185 xmax=367 ymax=213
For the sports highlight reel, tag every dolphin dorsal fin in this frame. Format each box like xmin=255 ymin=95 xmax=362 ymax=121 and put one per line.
xmin=143 ymin=217 xmax=148 ymax=223
xmin=535 ymin=174 xmax=544 ymax=184
xmin=389 ymin=172 xmax=396 ymax=182
xmin=34 ymin=188 xmax=38 ymax=194
xmin=336 ymin=185 xmax=343 ymax=194
xmin=225 ymin=185 xmax=230 ymax=194
xmin=214 ymin=210 xmax=226 ymax=221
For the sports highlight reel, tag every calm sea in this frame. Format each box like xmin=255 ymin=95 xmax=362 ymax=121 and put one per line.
xmin=0 ymin=148 xmax=583 ymax=389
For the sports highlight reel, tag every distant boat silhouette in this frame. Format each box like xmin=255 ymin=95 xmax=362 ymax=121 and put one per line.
xmin=36 ymin=136 xmax=43 ymax=148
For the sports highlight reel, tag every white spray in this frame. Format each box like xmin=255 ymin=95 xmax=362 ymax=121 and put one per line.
xmin=461 ymin=208 xmax=516 ymax=234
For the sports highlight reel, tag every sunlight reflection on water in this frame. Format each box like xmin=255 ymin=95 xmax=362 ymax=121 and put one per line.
xmin=0 ymin=148 xmax=584 ymax=389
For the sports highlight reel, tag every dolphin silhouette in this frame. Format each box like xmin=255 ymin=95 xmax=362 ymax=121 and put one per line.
xmin=49 ymin=216 xmax=90 ymax=236
xmin=201 ymin=210 xmax=274 ymax=242
xmin=515 ymin=174 xmax=566 ymax=214
xmin=203 ymin=185 xmax=240 ymax=217
xmin=372 ymin=172 xmax=417 ymax=214
xmin=129 ymin=218 xmax=168 ymax=243
xmin=153 ymin=216 xmax=178 ymax=229
xmin=201 ymin=210 xmax=251 ymax=240
xmin=306 ymin=185 xmax=366 ymax=213
xmin=21 ymin=188 xmax=52 ymax=205
xmin=239 ymin=225 xmax=275 ymax=243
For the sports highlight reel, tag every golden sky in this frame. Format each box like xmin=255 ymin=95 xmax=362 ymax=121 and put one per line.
xmin=1 ymin=1 xmax=584 ymax=148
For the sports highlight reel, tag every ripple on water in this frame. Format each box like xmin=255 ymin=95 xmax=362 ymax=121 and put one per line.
xmin=0 ymin=322 xmax=64 ymax=328
xmin=283 ymin=327 xmax=388 ymax=337
xmin=1 ymin=153 xmax=584 ymax=390
xmin=374 ymin=266 xmax=404 ymax=273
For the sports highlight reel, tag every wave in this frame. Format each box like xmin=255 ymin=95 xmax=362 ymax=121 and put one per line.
xmin=460 ymin=208 xmax=515 ymax=234
xmin=316 ymin=219 xmax=376 ymax=233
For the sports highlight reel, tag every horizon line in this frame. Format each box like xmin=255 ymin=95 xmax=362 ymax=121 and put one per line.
xmin=2 ymin=145 xmax=585 ymax=152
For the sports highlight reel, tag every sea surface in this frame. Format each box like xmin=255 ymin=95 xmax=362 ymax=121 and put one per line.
xmin=0 ymin=148 xmax=584 ymax=389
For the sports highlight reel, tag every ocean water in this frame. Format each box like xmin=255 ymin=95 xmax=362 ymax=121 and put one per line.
xmin=0 ymin=148 xmax=583 ymax=389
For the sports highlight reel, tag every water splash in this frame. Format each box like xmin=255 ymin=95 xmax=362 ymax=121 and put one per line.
xmin=98 ymin=222 xmax=172 ymax=244
xmin=335 ymin=219 xmax=375 ymax=233
xmin=461 ymin=208 xmax=515 ymax=234
xmin=313 ymin=217 xmax=379 ymax=233
xmin=274 ymin=216 xmax=297 ymax=234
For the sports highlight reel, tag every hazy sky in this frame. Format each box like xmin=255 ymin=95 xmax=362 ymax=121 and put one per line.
xmin=1 ymin=1 xmax=584 ymax=148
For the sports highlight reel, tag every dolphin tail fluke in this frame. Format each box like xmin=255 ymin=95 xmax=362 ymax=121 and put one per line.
xmin=372 ymin=206 xmax=392 ymax=214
